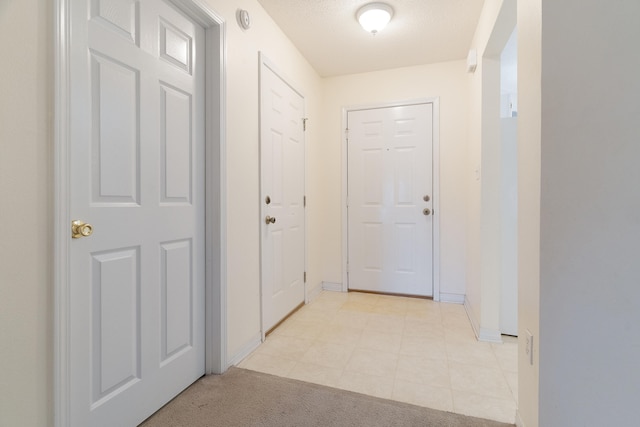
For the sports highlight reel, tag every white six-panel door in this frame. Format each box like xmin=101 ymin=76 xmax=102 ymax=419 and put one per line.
xmin=260 ymin=60 xmax=306 ymax=333
xmin=69 ymin=1 xmax=205 ymax=425
xmin=347 ymin=103 xmax=433 ymax=296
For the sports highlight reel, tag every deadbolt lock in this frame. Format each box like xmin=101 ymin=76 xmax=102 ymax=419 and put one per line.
xmin=423 ymin=195 xmax=430 ymax=202
xmin=265 ymin=195 xmax=271 ymax=205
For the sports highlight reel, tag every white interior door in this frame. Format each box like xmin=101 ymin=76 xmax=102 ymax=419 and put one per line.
xmin=69 ymin=1 xmax=205 ymax=425
xmin=347 ymin=103 xmax=433 ymax=296
xmin=260 ymin=59 xmax=306 ymax=333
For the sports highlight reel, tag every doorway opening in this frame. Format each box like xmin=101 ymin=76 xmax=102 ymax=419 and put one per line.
xmin=499 ymin=28 xmax=518 ymax=336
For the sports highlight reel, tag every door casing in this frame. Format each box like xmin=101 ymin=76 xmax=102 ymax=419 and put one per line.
xmin=53 ymin=1 xmax=227 ymax=425
xmin=341 ymin=98 xmax=441 ymax=300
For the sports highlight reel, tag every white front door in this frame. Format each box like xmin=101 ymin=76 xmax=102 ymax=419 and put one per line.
xmin=260 ymin=59 xmax=306 ymax=333
xmin=347 ymin=103 xmax=434 ymax=296
xmin=69 ymin=1 xmax=205 ymax=425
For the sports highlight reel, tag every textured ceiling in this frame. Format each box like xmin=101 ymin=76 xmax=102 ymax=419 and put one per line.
xmin=257 ymin=0 xmax=485 ymax=77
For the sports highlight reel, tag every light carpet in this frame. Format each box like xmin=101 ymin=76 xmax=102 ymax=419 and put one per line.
xmin=141 ymin=367 xmax=514 ymax=427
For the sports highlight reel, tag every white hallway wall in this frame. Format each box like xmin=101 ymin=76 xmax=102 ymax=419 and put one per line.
xmin=466 ymin=0 xmax=495 ymax=340
xmin=202 ymin=0 xmax=324 ymax=363
xmin=468 ymin=1 xmax=541 ymax=424
xmin=516 ymin=1 xmax=640 ymax=426
xmin=538 ymin=1 xmax=640 ymax=425
xmin=320 ymin=62 xmax=470 ymax=298
xmin=465 ymin=0 xmax=517 ymax=342
xmin=0 ymin=0 xmax=52 ymax=425
xmin=516 ymin=0 xmax=541 ymax=425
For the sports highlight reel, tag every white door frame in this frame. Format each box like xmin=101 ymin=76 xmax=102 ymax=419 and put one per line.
xmin=53 ymin=1 xmax=227 ymax=425
xmin=341 ymin=98 xmax=441 ymax=301
xmin=258 ymin=53 xmax=307 ymax=338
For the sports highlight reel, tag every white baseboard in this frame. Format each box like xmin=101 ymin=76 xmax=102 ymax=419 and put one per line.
xmin=305 ymin=282 xmax=323 ymax=303
xmin=464 ymin=296 xmax=503 ymax=343
xmin=439 ymin=293 xmax=465 ymax=304
xmin=227 ymin=332 xmax=262 ymax=367
xmin=515 ymin=410 xmax=525 ymax=427
xmin=478 ymin=327 xmax=503 ymax=343
xmin=322 ymin=281 xmax=343 ymax=292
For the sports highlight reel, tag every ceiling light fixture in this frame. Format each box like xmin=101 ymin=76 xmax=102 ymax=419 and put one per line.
xmin=356 ymin=2 xmax=394 ymax=35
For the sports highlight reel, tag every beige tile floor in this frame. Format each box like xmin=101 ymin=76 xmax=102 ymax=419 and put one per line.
xmin=238 ymin=291 xmax=518 ymax=424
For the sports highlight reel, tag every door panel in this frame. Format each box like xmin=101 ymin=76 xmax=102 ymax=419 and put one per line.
xmin=347 ymin=104 xmax=433 ymax=296
xmin=91 ymin=247 xmax=140 ymax=405
xmin=160 ymin=84 xmax=193 ymax=203
xmin=260 ymin=61 xmax=305 ymax=333
xmin=70 ymin=1 xmax=205 ymax=425
xmin=91 ymin=0 xmax=139 ymax=43
xmin=160 ymin=239 xmax=192 ymax=361
xmin=91 ymin=52 xmax=140 ymax=204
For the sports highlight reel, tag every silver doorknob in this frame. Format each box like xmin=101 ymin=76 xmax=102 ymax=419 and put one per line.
xmin=71 ymin=220 xmax=93 ymax=238
xmin=423 ymin=208 xmax=431 ymax=216
xmin=265 ymin=215 xmax=276 ymax=224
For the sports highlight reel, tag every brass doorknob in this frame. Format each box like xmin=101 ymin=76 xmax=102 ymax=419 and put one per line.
xmin=423 ymin=208 xmax=431 ymax=216
xmin=72 ymin=220 xmax=93 ymax=238
xmin=265 ymin=216 xmax=276 ymax=224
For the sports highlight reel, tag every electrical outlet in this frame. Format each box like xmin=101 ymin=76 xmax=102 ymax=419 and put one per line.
xmin=525 ymin=330 xmax=534 ymax=366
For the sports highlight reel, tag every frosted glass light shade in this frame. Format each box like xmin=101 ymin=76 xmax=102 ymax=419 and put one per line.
xmin=357 ymin=3 xmax=394 ymax=35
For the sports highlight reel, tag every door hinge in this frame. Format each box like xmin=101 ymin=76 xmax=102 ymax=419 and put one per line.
xmin=303 ymin=195 xmax=306 ymax=207
xmin=346 ymin=195 xmax=349 ymax=207
xmin=303 ymin=118 xmax=308 ymax=131
xmin=345 ymin=128 xmax=349 ymax=140
xmin=304 ymin=271 xmax=307 ymax=283
xmin=346 ymin=263 xmax=349 ymax=273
